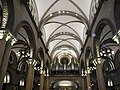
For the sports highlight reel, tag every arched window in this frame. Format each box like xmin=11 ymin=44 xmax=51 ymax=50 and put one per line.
xmin=4 ymin=72 xmax=11 ymax=83
xmin=107 ymin=78 xmax=113 ymax=87
xmin=19 ymin=78 xmax=25 ymax=86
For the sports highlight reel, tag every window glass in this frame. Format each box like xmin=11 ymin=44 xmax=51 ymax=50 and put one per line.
xmin=4 ymin=73 xmax=10 ymax=83
xmin=20 ymin=78 xmax=25 ymax=86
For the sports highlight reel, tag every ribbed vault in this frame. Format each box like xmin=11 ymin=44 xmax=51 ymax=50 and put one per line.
xmin=36 ymin=0 xmax=92 ymax=65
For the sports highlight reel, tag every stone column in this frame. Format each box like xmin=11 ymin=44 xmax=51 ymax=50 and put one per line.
xmin=86 ymin=67 xmax=92 ymax=90
xmin=0 ymin=30 xmax=17 ymax=90
xmin=39 ymin=68 xmax=45 ymax=90
xmin=81 ymin=76 xmax=85 ymax=90
xmin=0 ymin=42 xmax=11 ymax=90
xmin=25 ymin=59 xmax=37 ymax=90
xmin=0 ymin=39 xmax=6 ymax=66
xmin=46 ymin=68 xmax=49 ymax=90
xmin=45 ymin=76 xmax=49 ymax=90
xmin=81 ymin=69 xmax=86 ymax=90
xmin=95 ymin=42 xmax=106 ymax=90
xmin=96 ymin=62 xmax=106 ymax=90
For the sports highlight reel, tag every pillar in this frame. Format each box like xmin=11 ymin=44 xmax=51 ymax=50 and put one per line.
xmin=45 ymin=76 xmax=49 ymax=90
xmin=45 ymin=68 xmax=49 ymax=90
xmin=86 ymin=68 xmax=92 ymax=90
xmin=0 ymin=42 xmax=11 ymax=90
xmin=0 ymin=30 xmax=17 ymax=90
xmin=25 ymin=59 xmax=37 ymax=90
xmin=81 ymin=69 xmax=86 ymax=90
xmin=81 ymin=76 xmax=85 ymax=90
xmin=96 ymin=62 xmax=106 ymax=90
xmin=95 ymin=41 xmax=106 ymax=90
xmin=39 ymin=68 xmax=45 ymax=90
xmin=0 ymin=39 xmax=6 ymax=66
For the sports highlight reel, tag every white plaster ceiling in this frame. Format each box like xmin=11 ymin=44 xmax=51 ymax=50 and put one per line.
xmin=35 ymin=0 xmax=92 ymax=60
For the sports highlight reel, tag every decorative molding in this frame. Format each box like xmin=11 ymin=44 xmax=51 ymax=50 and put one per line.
xmin=89 ymin=0 xmax=100 ymax=25
xmin=93 ymin=59 xmax=100 ymax=66
xmin=27 ymin=59 xmax=37 ymax=66
xmin=112 ymin=30 xmax=120 ymax=44
xmin=40 ymin=67 xmax=45 ymax=75
xmin=0 ymin=30 xmax=17 ymax=46
xmin=87 ymin=67 xmax=91 ymax=74
xmin=1 ymin=0 xmax=9 ymax=28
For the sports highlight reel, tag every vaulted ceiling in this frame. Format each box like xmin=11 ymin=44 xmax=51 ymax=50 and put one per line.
xmin=35 ymin=0 xmax=93 ymax=61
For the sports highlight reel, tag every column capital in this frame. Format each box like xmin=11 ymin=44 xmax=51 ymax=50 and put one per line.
xmin=87 ymin=67 xmax=91 ymax=74
xmin=0 ymin=30 xmax=17 ymax=46
xmin=113 ymin=30 xmax=120 ymax=44
xmin=27 ymin=59 xmax=37 ymax=66
xmin=46 ymin=74 xmax=49 ymax=77
xmin=93 ymin=58 xmax=101 ymax=66
xmin=40 ymin=68 xmax=45 ymax=75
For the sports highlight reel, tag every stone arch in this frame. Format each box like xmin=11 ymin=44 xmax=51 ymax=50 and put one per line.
xmin=8 ymin=51 xmax=18 ymax=70
xmin=102 ymin=57 xmax=116 ymax=74
xmin=92 ymin=19 xmax=118 ymax=72
xmin=37 ymin=47 xmax=45 ymax=68
xmin=50 ymin=79 xmax=80 ymax=89
xmin=93 ymin=18 xmax=117 ymax=67
xmin=17 ymin=57 xmax=29 ymax=71
xmin=95 ymin=18 xmax=116 ymax=36
xmin=93 ymin=18 xmax=117 ymax=58
xmin=13 ymin=21 xmax=36 ymax=58
xmin=12 ymin=21 xmax=36 ymax=71
xmin=85 ymin=47 xmax=93 ymax=68
xmin=92 ymin=18 xmax=117 ymax=90
xmin=8 ymin=50 xmax=17 ymax=65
